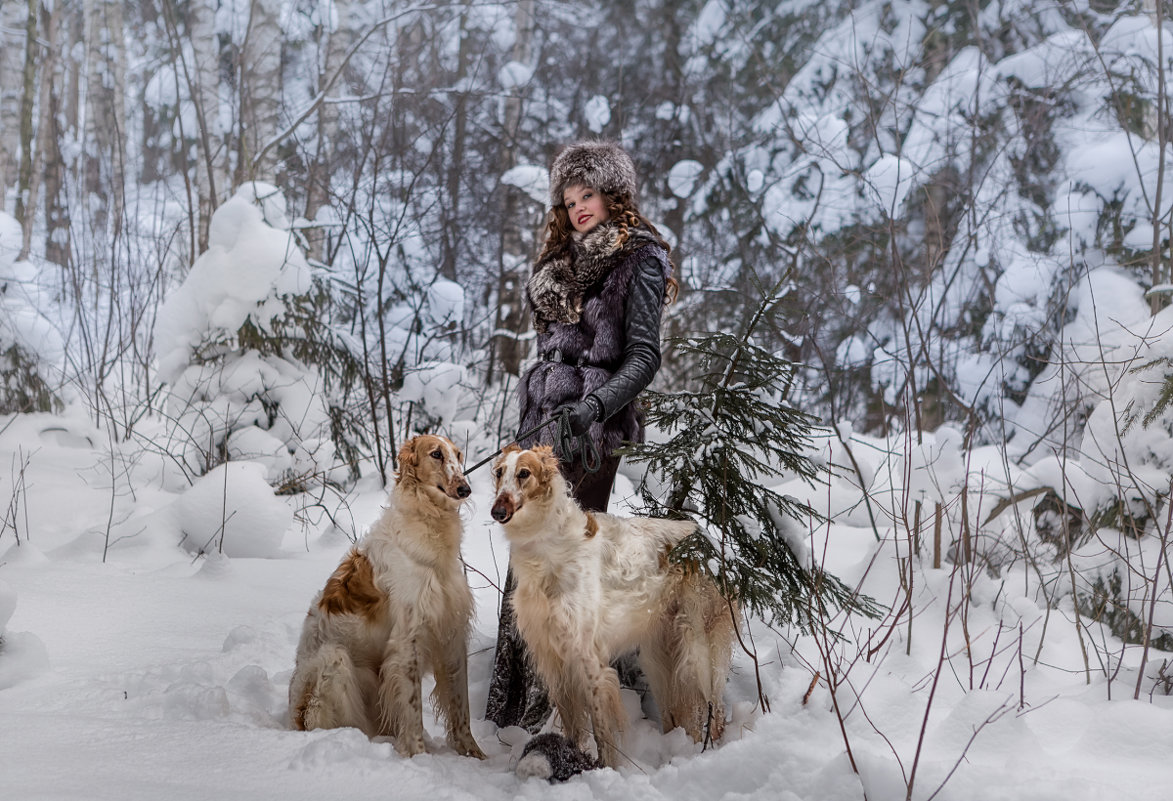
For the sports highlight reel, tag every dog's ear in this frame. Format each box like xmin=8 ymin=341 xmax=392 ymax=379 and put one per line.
xmin=532 ymin=445 xmax=561 ymax=486
xmin=395 ymin=436 xmax=420 ymax=483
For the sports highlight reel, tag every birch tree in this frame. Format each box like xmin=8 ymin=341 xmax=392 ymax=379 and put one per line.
xmin=234 ymin=0 xmax=283 ymax=187
xmin=38 ymin=1 xmax=71 ymax=268
xmin=491 ymin=0 xmax=539 ymax=380
xmin=0 ymin=2 xmax=28 ymax=214
xmin=82 ymin=0 xmax=128 ymax=244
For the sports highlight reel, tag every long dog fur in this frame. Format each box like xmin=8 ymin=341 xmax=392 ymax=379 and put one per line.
xmin=490 ymin=444 xmax=737 ymax=768
xmin=289 ymin=434 xmax=484 ymax=759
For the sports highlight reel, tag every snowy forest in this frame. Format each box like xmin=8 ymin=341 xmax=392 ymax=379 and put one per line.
xmin=3 ymin=1 xmax=1173 ymax=799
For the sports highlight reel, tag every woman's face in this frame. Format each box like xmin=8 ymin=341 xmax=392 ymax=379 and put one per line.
xmin=563 ymin=184 xmax=609 ymax=233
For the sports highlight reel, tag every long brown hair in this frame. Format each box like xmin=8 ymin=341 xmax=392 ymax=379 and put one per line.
xmin=536 ymin=189 xmax=679 ymax=303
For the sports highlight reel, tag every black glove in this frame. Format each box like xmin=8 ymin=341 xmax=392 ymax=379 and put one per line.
xmin=555 ymin=396 xmax=603 ymax=437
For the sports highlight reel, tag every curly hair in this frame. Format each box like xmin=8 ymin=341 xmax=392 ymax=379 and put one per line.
xmin=537 ymin=190 xmax=680 ymax=302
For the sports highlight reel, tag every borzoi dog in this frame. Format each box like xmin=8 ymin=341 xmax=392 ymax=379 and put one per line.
xmin=289 ymin=434 xmax=484 ymax=759
xmin=490 ymin=444 xmax=737 ymax=768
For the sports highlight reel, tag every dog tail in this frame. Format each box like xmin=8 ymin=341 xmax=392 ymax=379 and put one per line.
xmin=643 ymin=517 xmax=699 ymax=551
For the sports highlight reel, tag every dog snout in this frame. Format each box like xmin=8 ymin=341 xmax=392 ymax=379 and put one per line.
xmin=491 ymin=496 xmax=514 ymax=523
xmin=456 ymin=482 xmax=471 ymax=499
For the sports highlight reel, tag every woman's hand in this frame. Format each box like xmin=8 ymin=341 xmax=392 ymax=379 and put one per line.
xmin=555 ymin=396 xmax=604 ymax=437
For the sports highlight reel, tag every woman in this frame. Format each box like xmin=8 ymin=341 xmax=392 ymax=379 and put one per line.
xmin=486 ymin=139 xmax=677 ymax=731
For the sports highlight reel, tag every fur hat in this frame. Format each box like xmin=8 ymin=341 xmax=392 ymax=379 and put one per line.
xmin=548 ymin=140 xmax=638 ymax=207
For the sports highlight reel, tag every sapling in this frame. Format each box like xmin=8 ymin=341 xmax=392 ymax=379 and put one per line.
xmin=622 ymin=292 xmax=879 ymax=631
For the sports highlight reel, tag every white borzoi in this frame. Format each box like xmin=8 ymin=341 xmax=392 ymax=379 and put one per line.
xmin=490 ymin=444 xmax=737 ymax=768
xmin=289 ymin=434 xmax=484 ymax=759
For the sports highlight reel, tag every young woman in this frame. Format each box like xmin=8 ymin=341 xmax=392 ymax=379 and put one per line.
xmin=486 ymin=139 xmax=677 ymax=731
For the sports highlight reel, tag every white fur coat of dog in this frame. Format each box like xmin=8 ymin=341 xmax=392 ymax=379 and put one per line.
xmin=491 ymin=444 xmax=737 ymax=768
xmin=289 ymin=434 xmax=484 ymax=759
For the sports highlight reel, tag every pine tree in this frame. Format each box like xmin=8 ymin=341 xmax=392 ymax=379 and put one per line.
xmin=622 ymin=292 xmax=878 ymax=629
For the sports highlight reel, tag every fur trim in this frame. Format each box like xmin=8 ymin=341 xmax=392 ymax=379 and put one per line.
xmin=548 ymin=140 xmax=638 ymax=206
xmin=527 ymin=222 xmax=658 ymax=330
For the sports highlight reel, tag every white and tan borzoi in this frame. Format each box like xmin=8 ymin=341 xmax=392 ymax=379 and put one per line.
xmin=490 ymin=444 xmax=738 ymax=768
xmin=289 ymin=434 xmax=484 ymax=759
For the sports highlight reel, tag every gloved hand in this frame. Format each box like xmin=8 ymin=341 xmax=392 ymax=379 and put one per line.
xmin=555 ymin=396 xmax=603 ymax=437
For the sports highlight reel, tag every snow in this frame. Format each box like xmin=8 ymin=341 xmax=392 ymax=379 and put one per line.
xmin=171 ymin=461 xmax=295 ymax=558
xmin=863 ymin=154 xmax=917 ymax=217
xmin=155 ymin=183 xmax=313 ymax=384
xmin=3 ymin=403 xmax=1172 ymax=800
xmin=691 ymin=1 xmax=727 ymax=48
xmin=0 ymin=212 xmax=65 ymax=369
xmin=426 ymin=279 xmax=465 ymax=327
xmin=501 ymin=165 xmax=549 ymax=205
xmin=398 ymin=360 xmax=470 ymax=427
xmin=5 ymin=2 xmax=1173 ymax=798
xmin=498 ymin=61 xmax=534 ymax=91
xmin=584 ymin=95 xmax=611 ymax=134
xmin=668 ymin=160 xmax=705 ymax=198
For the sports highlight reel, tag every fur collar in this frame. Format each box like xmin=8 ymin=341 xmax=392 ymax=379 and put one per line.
xmin=527 ymin=222 xmax=659 ymax=331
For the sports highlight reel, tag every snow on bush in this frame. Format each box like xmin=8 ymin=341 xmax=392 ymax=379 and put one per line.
xmin=380 ymin=277 xmax=478 ymax=431
xmin=0 ymin=212 xmax=64 ymax=414
xmin=155 ymin=183 xmax=313 ymax=381
xmin=153 ymin=183 xmax=350 ymax=487
xmin=172 ymin=461 xmax=294 ymax=558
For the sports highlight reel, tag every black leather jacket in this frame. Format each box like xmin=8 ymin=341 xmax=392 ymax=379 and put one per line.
xmin=588 ymin=250 xmax=666 ymax=421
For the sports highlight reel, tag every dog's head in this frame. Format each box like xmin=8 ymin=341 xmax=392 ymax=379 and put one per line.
xmin=395 ymin=434 xmax=471 ymax=505
xmin=490 ymin=444 xmax=562 ymax=525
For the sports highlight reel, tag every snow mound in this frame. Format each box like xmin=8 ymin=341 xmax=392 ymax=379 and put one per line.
xmin=0 ymin=578 xmax=49 ymax=689
xmin=174 ymin=462 xmax=294 ymax=558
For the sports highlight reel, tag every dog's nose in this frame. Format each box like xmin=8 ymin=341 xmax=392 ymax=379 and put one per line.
xmin=491 ymin=504 xmax=509 ymax=523
xmin=457 ymin=483 xmax=471 ymax=498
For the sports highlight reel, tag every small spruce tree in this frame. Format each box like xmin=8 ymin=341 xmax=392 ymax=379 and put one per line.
xmin=622 ymin=294 xmax=878 ymax=629
xmin=0 ymin=212 xmax=63 ymax=415
xmin=155 ymin=183 xmax=367 ymax=488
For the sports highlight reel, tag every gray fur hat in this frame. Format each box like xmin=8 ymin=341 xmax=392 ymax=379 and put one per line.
xmin=548 ymin=140 xmax=638 ymax=207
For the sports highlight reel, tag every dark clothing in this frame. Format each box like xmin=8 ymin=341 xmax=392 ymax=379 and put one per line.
xmin=518 ymin=227 xmax=670 ymax=454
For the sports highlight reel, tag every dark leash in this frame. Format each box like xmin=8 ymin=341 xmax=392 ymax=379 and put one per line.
xmin=465 ymin=409 xmax=602 ymax=476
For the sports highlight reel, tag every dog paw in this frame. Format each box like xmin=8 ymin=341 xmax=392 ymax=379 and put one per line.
xmin=452 ymin=734 xmax=486 ymax=760
xmin=392 ymin=734 xmax=427 ymax=758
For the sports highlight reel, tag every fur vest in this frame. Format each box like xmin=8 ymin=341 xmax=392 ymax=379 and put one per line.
xmin=517 ymin=222 xmax=669 ymax=457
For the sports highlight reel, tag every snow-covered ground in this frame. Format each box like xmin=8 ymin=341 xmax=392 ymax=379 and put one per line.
xmin=2 ymin=409 xmax=1172 ymax=801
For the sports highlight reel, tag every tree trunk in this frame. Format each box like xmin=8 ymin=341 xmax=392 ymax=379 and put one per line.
xmin=15 ymin=0 xmax=39 ymax=256
xmin=187 ymin=0 xmax=226 ymax=251
xmin=83 ymin=0 xmax=128 ymax=245
xmin=439 ymin=4 xmax=473 ymax=283
xmin=40 ymin=2 xmax=72 ymax=268
xmin=0 ymin=2 xmax=30 ymax=215
xmin=237 ymin=0 xmax=283 ymax=187
xmin=303 ymin=0 xmax=356 ymax=260
xmin=491 ymin=0 xmax=538 ymax=380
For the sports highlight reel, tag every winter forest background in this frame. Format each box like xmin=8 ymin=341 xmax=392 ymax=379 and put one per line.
xmin=4 ymin=1 xmax=1173 ymax=799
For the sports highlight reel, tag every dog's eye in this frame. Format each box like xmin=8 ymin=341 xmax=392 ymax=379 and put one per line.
xmin=494 ymin=468 xmax=503 ymax=479
xmin=517 ymin=469 xmax=531 ymax=479
xmin=430 ymin=449 xmax=443 ymax=459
